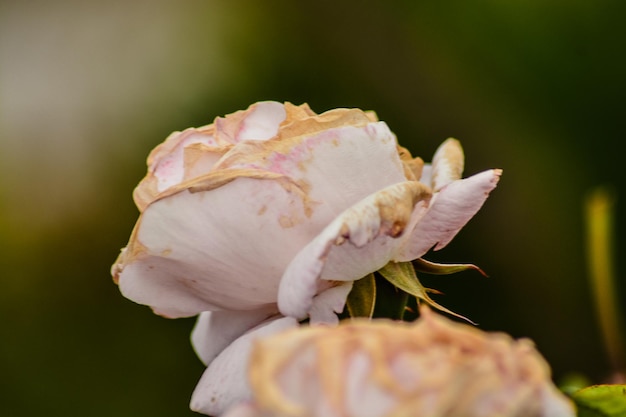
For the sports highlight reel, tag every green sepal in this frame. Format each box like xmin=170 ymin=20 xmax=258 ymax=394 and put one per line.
xmin=378 ymin=261 xmax=474 ymax=324
xmin=572 ymin=385 xmax=626 ymax=417
xmin=413 ymin=258 xmax=487 ymax=277
xmin=345 ymin=273 xmax=376 ymax=319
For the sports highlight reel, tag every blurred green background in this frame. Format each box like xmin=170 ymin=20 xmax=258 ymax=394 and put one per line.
xmin=1 ymin=1 xmax=625 ymax=416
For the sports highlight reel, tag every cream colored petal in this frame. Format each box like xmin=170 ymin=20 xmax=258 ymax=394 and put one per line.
xmin=133 ymin=128 xmax=226 ymax=211
xmin=308 ymin=282 xmax=354 ymax=325
xmin=430 ymin=138 xmax=465 ymax=192
xmin=116 ymin=174 xmax=334 ymax=318
xmin=215 ymin=101 xmax=286 ymax=144
xmin=190 ymin=316 xmax=298 ymax=417
xmin=278 ymin=181 xmax=431 ymax=320
xmin=215 ymin=120 xmax=409 ymax=225
xmin=191 ymin=306 xmax=278 ymax=366
xmin=395 ymin=169 xmax=502 ymax=262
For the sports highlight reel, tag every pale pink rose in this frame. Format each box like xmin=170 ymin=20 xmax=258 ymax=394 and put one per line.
xmin=111 ymin=101 xmax=501 ymax=415
xmin=220 ymin=307 xmax=575 ymax=417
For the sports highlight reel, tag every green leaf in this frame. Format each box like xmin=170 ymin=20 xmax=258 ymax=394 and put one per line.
xmin=413 ymin=258 xmax=487 ymax=277
xmin=378 ymin=261 xmax=473 ymax=323
xmin=346 ymin=273 xmax=376 ymax=318
xmin=573 ymin=385 xmax=626 ymax=417
xmin=372 ymin=273 xmax=409 ymax=320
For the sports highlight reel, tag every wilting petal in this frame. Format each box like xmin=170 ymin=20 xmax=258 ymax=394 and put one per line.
xmin=190 ymin=316 xmax=298 ymax=417
xmin=115 ymin=174 xmax=325 ymax=318
xmin=395 ymin=169 xmax=502 ymax=262
xmin=430 ymin=138 xmax=464 ymax=192
xmin=308 ymin=282 xmax=354 ymax=325
xmin=215 ymin=101 xmax=287 ymax=144
xmin=278 ymin=181 xmax=431 ymax=320
xmin=133 ymin=127 xmax=226 ymax=211
xmin=214 ymin=116 xmax=408 ymax=214
xmin=191 ymin=306 xmax=278 ymax=366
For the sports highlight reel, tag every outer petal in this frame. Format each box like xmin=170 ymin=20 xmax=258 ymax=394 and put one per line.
xmin=395 ymin=169 xmax=502 ymax=262
xmin=114 ymin=174 xmax=323 ymax=317
xmin=278 ymin=181 xmax=431 ymax=320
xmin=191 ymin=306 xmax=278 ymax=366
xmin=190 ymin=316 xmax=298 ymax=417
xmin=214 ymin=112 xmax=408 ymax=217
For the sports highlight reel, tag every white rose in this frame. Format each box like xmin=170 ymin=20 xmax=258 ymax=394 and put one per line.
xmin=111 ymin=101 xmax=501 ymax=415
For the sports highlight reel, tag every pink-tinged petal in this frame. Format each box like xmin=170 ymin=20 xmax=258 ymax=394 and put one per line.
xmin=430 ymin=138 xmax=464 ymax=192
xmin=278 ymin=181 xmax=431 ymax=320
xmin=309 ymin=282 xmax=354 ymax=325
xmin=395 ymin=169 xmax=502 ymax=262
xmin=215 ymin=115 xmax=408 ymax=217
xmin=115 ymin=173 xmax=337 ymax=318
xmin=190 ymin=316 xmax=298 ymax=417
xmin=133 ymin=128 xmax=226 ymax=211
xmin=191 ymin=306 xmax=278 ymax=366
xmin=215 ymin=101 xmax=286 ymax=144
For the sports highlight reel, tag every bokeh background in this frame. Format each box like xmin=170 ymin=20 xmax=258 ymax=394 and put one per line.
xmin=1 ymin=1 xmax=625 ymax=416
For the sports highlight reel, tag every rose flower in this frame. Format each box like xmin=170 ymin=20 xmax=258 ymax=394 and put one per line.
xmin=111 ymin=101 xmax=501 ymax=415
xmin=220 ymin=307 xmax=575 ymax=417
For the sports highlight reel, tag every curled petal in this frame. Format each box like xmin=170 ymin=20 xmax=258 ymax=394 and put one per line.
xmin=190 ymin=316 xmax=298 ymax=417
xmin=191 ymin=306 xmax=278 ymax=366
xmin=278 ymin=181 xmax=431 ymax=320
xmin=214 ymin=117 xmax=408 ymax=212
xmin=114 ymin=174 xmax=319 ymax=318
xmin=215 ymin=101 xmax=287 ymax=144
xmin=430 ymin=138 xmax=465 ymax=192
xmin=395 ymin=169 xmax=502 ymax=262
xmin=133 ymin=128 xmax=225 ymax=211
xmin=308 ymin=282 xmax=354 ymax=325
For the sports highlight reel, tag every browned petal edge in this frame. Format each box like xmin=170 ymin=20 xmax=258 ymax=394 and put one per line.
xmin=248 ymin=307 xmax=552 ymax=416
xmin=376 ymin=181 xmax=431 ymax=238
xmin=431 ymin=138 xmax=465 ymax=188
xmin=112 ymin=168 xmax=316 ymax=284
xmin=111 ymin=218 xmax=148 ymax=285
xmin=397 ymin=145 xmax=425 ymax=182
xmin=133 ymin=124 xmax=222 ymax=212
xmin=276 ymin=107 xmax=377 ymax=142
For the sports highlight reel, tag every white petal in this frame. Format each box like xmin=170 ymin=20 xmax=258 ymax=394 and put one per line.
xmin=152 ymin=129 xmax=220 ymax=193
xmin=117 ymin=175 xmax=326 ymax=317
xmin=430 ymin=138 xmax=464 ymax=192
xmin=278 ymin=181 xmax=430 ymax=320
xmin=191 ymin=306 xmax=278 ymax=366
xmin=190 ymin=316 xmax=298 ymax=417
xmin=237 ymin=101 xmax=286 ymax=141
xmin=395 ymin=169 xmax=502 ymax=262
xmin=309 ymin=282 xmax=354 ymax=325
xmin=216 ymin=119 xmax=408 ymax=220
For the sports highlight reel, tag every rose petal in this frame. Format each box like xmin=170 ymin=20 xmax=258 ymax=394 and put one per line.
xmin=430 ymin=138 xmax=464 ymax=192
xmin=215 ymin=101 xmax=287 ymax=143
xmin=115 ymin=174 xmax=330 ymax=317
xmin=308 ymin=282 xmax=354 ymax=325
xmin=190 ymin=316 xmax=298 ymax=417
xmin=395 ymin=169 xmax=502 ymax=262
xmin=214 ymin=114 xmax=408 ymax=214
xmin=191 ymin=306 xmax=278 ymax=366
xmin=278 ymin=181 xmax=431 ymax=320
xmin=133 ymin=128 xmax=225 ymax=211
